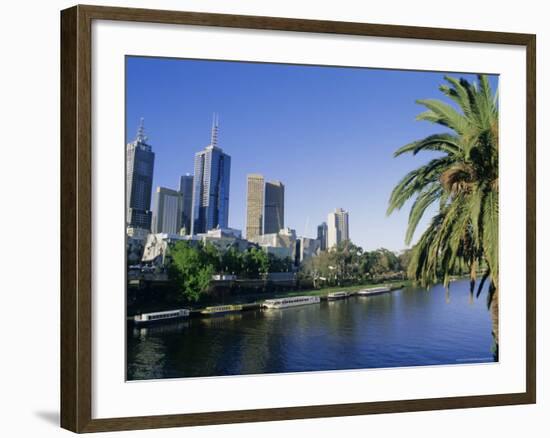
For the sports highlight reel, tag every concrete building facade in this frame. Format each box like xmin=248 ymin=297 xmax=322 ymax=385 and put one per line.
xmin=246 ymin=174 xmax=265 ymax=240
xmin=327 ymin=208 xmax=349 ymax=248
xmin=152 ymin=187 xmax=182 ymax=234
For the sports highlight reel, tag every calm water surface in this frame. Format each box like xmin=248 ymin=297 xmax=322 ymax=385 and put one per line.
xmin=127 ymin=280 xmax=495 ymax=380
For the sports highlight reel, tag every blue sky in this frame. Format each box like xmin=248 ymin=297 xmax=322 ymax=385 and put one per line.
xmin=126 ymin=57 xmax=498 ymax=251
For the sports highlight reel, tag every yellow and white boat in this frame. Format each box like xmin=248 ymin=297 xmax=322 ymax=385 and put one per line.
xmin=200 ymin=304 xmax=243 ymax=315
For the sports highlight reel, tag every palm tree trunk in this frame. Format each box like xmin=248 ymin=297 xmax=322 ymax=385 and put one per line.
xmin=490 ymin=287 xmax=499 ymax=360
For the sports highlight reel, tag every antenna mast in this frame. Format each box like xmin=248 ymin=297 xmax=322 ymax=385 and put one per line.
xmin=136 ymin=117 xmax=147 ymax=143
xmin=210 ymin=113 xmax=219 ymax=147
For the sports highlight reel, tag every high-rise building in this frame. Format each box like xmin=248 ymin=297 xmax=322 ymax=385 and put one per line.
xmin=152 ymin=187 xmax=182 ymax=234
xmin=178 ymin=174 xmax=194 ymax=235
xmin=246 ymin=174 xmax=265 ymax=240
xmin=327 ymin=208 xmax=349 ymax=248
xmin=191 ymin=115 xmax=231 ymax=234
xmin=264 ymin=180 xmax=285 ymax=234
xmin=317 ymin=222 xmax=328 ymax=251
xmin=126 ymin=118 xmax=155 ymax=230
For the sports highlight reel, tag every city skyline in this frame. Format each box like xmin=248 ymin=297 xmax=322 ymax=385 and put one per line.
xmin=136 ymin=119 xmax=348 ymax=247
xmin=126 ymin=56 xmax=498 ymax=251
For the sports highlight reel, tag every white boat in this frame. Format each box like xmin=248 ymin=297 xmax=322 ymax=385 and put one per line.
xmin=263 ymin=295 xmax=320 ymax=309
xmin=357 ymin=287 xmax=391 ymax=296
xmin=327 ymin=291 xmax=350 ymax=300
xmin=133 ymin=308 xmax=190 ymax=325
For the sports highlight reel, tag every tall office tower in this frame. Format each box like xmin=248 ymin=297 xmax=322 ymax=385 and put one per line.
xmin=191 ymin=114 xmax=231 ymax=234
xmin=327 ymin=208 xmax=349 ymax=248
xmin=178 ymin=174 xmax=194 ymax=235
xmin=264 ymin=180 xmax=285 ymax=234
xmin=152 ymin=187 xmax=182 ymax=234
xmin=126 ymin=118 xmax=155 ymax=230
xmin=317 ymin=222 xmax=328 ymax=251
xmin=246 ymin=174 xmax=265 ymax=240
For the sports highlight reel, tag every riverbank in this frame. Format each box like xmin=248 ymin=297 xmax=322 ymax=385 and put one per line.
xmin=236 ymin=280 xmax=411 ymax=302
xmin=128 ymin=280 xmax=412 ymax=320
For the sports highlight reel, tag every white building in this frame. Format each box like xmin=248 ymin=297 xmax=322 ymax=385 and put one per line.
xmin=250 ymin=227 xmax=297 ymax=261
xmin=141 ymin=228 xmax=250 ymax=266
xmin=327 ymin=208 xmax=349 ymax=248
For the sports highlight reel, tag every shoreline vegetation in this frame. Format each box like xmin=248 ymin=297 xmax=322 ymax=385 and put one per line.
xmin=128 ymin=280 xmax=412 ymax=320
xmin=128 ymin=240 xmax=414 ymax=316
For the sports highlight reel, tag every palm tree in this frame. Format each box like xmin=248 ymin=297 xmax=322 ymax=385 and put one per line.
xmin=387 ymin=74 xmax=499 ymax=356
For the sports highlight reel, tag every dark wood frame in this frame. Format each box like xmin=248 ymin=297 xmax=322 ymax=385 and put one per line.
xmin=61 ymin=4 xmax=536 ymax=433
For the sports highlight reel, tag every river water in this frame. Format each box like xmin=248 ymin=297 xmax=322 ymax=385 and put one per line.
xmin=127 ymin=279 xmax=495 ymax=380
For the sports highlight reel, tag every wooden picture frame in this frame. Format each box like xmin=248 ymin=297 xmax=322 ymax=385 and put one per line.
xmin=60 ymin=4 xmax=536 ymax=433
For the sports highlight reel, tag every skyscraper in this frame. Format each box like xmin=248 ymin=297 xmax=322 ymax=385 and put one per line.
xmin=191 ymin=115 xmax=231 ymax=234
xmin=178 ymin=174 xmax=194 ymax=235
xmin=246 ymin=174 xmax=265 ymax=240
xmin=126 ymin=118 xmax=155 ymax=230
xmin=327 ymin=208 xmax=349 ymax=248
xmin=264 ymin=180 xmax=284 ymax=234
xmin=152 ymin=187 xmax=182 ymax=234
xmin=317 ymin=222 xmax=328 ymax=251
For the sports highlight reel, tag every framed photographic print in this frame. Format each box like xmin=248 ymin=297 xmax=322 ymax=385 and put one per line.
xmin=60 ymin=4 xmax=536 ymax=433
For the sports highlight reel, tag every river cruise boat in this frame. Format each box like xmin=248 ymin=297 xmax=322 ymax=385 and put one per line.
xmin=133 ymin=309 xmax=190 ymax=326
xmin=263 ymin=295 xmax=320 ymax=309
xmin=357 ymin=286 xmax=391 ymax=296
xmin=200 ymin=304 xmax=243 ymax=315
xmin=327 ymin=291 xmax=351 ymax=300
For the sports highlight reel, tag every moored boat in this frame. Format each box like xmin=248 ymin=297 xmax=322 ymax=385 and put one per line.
xmin=327 ymin=291 xmax=350 ymax=300
xmin=263 ymin=295 xmax=320 ymax=309
xmin=357 ymin=286 xmax=391 ymax=296
xmin=201 ymin=304 xmax=243 ymax=315
xmin=133 ymin=308 xmax=190 ymax=325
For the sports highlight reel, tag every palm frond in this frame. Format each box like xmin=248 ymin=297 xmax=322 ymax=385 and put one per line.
xmin=393 ymin=133 xmax=461 ymax=157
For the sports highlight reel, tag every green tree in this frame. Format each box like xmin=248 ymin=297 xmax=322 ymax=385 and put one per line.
xmin=387 ymin=75 xmax=499 ymax=354
xmin=241 ymin=248 xmax=269 ymax=279
xmin=169 ymin=241 xmax=214 ymax=302
xmin=397 ymin=249 xmax=412 ymax=274
xmin=220 ymin=246 xmax=242 ymax=275
xmin=202 ymin=242 xmax=221 ymax=272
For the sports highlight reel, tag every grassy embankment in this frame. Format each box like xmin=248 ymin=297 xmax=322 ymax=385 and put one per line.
xmin=128 ymin=280 xmax=414 ymax=316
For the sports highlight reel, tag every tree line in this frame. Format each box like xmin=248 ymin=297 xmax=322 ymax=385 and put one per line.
xmin=301 ymin=241 xmax=410 ymax=286
xmin=167 ymin=240 xmax=409 ymax=302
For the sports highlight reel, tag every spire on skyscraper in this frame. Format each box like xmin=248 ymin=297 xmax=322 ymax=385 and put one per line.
xmin=136 ymin=117 xmax=147 ymax=143
xmin=210 ymin=113 xmax=219 ymax=147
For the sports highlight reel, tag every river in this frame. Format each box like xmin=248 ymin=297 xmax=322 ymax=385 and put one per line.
xmin=127 ymin=279 xmax=495 ymax=380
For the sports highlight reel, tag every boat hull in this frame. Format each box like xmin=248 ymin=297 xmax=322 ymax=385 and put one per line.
xmin=133 ymin=314 xmax=188 ymax=326
xmin=357 ymin=287 xmax=391 ymax=296
xmin=263 ymin=296 xmax=321 ymax=309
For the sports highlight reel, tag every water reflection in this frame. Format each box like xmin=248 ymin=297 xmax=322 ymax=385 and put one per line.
xmin=127 ymin=279 xmax=495 ymax=380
